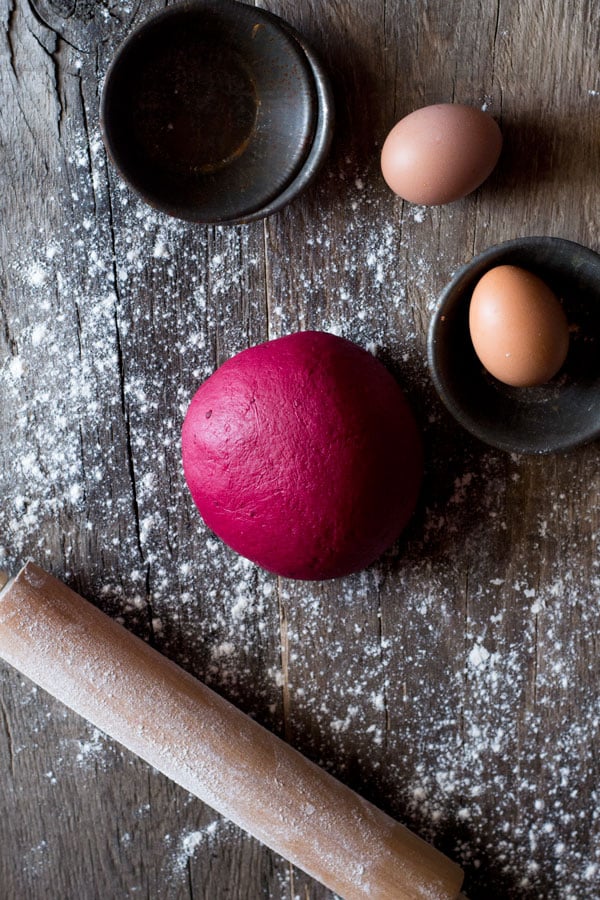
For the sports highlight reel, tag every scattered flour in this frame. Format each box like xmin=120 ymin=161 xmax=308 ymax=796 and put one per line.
xmin=170 ymin=821 xmax=222 ymax=875
xmin=0 ymin=62 xmax=599 ymax=900
xmin=74 ymin=727 xmax=110 ymax=766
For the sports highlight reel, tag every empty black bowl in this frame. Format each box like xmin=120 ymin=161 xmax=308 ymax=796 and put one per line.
xmin=100 ymin=0 xmax=322 ymax=224
xmin=428 ymin=237 xmax=600 ymax=454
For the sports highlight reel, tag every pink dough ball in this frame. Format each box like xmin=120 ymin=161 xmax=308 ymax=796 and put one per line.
xmin=181 ymin=331 xmax=422 ymax=580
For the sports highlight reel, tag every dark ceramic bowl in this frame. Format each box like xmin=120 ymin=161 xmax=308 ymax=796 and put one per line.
xmin=100 ymin=0 xmax=330 ymax=224
xmin=428 ymin=237 xmax=600 ymax=454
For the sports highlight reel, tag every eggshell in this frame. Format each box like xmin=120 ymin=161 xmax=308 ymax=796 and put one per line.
xmin=468 ymin=265 xmax=570 ymax=387
xmin=181 ymin=331 xmax=423 ymax=580
xmin=380 ymin=103 xmax=502 ymax=205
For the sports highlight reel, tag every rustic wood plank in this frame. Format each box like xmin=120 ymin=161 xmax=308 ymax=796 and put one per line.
xmin=1 ymin=0 xmax=599 ymax=898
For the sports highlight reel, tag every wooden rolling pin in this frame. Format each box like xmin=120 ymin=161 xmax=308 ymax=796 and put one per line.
xmin=0 ymin=562 xmax=464 ymax=899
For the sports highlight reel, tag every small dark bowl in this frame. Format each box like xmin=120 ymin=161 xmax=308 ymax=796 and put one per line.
xmin=428 ymin=237 xmax=600 ymax=454
xmin=100 ymin=0 xmax=324 ymax=224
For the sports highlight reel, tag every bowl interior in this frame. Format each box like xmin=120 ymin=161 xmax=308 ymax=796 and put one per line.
xmin=101 ymin=1 xmax=317 ymax=223
xmin=428 ymin=237 xmax=600 ymax=453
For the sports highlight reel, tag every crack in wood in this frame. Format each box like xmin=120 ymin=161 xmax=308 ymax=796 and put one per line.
xmin=262 ymin=218 xmax=273 ymax=340
xmin=3 ymin=4 xmax=39 ymax=145
xmin=0 ymin=693 xmax=16 ymax=778
xmin=76 ymin=70 xmax=98 ymax=215
xmin=492 ymin=0 xmax=502 ymax=67
xmin=186 ymin=856 xmax=195 ymax=900
xmin=376 ymin=587 xmax=390 ymax=744
xmin=105 ymin=181 xmax=146 ymax=570
xmin=0 ymin=288 xmax=18 ymax=354
xmin=276 ymin=576 xmax=292 ymax=744
xmin=50 ymin=40 xmax=65 ymax=134
xmin=115 ymin=306 xmax=145 ymax=565
xmin=4 ymin=2 xmax=61 ymax=153
xmin=27 ymin=0 xmax=87 ymax=54
xmin=461 ymin=566 xmax=469 ymax=748
xmin=287 ymin=860 xmax=295 ymax=899
xmin=532 ymin=594 xmax=540 ymax=710
xmin=5 ymin=0 xmax=18 ymax=79
xmin=24 ymin=20 xmax=64 ymax=135
xmin=145 ymin=564 xmax=156 ymax=646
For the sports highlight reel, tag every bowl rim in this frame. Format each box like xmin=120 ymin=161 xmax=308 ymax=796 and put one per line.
xmin=427 ymin=235 xmax=600 ymax=454
xmin=218 ymin=12 xmax=335 ymax=224
xmin=99 ymin=0 xmax=326 ymax=224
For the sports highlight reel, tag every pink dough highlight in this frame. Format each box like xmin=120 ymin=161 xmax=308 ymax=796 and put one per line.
xmin=181 ymin=331 xmax=422 ymax=580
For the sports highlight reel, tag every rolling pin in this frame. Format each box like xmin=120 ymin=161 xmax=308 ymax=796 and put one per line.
xmin=0 ymin=562 xmax=464 ymax=899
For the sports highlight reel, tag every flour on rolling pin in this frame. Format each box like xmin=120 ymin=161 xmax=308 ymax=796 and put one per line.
xmin=0 ymin=562 xmax=464 ymax=900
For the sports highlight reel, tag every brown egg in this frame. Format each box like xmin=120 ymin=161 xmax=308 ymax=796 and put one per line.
xmin=380 ymin=103 xmax=502 ymax=205
xmin=468 ymin=265 xmax=570 ymax=387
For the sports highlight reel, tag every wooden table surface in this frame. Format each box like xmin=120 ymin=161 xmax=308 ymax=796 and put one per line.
xmin=1 ymin=1 xmax=599 ymax=898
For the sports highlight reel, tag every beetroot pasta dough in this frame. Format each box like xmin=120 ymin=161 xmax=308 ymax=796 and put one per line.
xmin=182 ymin=331 xmax=422 ymax=580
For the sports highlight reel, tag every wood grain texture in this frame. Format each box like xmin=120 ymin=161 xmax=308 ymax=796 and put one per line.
xmin=1 ymin=1 xmax=599 ymax=899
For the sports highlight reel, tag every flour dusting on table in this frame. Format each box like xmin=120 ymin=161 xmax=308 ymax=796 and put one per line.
xmin=1 ymin=106 xmax=599 ymax=900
